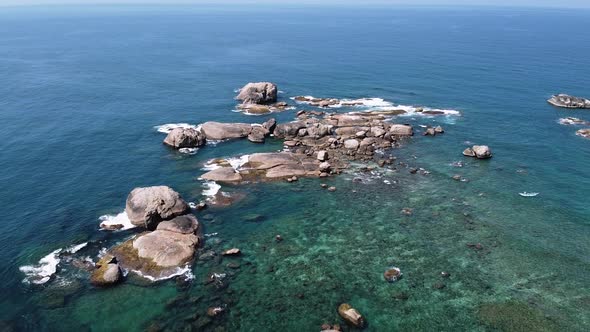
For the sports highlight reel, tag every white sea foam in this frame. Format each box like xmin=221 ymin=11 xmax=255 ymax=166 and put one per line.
xmin=131 ymin=264 xmax=194 ymax=282
xmin=178 ymin=147 xmax=199 ymax=155
xmin=202 ymin=181 xmax=221 ymax=197
xmin=154 ymin=123 xmax=201 ymax=134
xmin=99 ymin=211 xmax=136 ymax=231
xmin=19 ymin=242 xmax=88 ymax=285
xmin=204 ymin=232 xmax=219 ymax=237
xmin=227 ymin=155 xmax=249 ymax=170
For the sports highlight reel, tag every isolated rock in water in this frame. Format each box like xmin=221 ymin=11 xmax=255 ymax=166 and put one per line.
xmin=383 ymin=266 xmax=402 ymax=283
xmin=423 ymin=127 xmax=436 ymax=136
xmin=236 ymin=82 xmax=278 ymax=104
xmin=463 ymin=145 xmax=492 ymax=159
xmin=576 ymin=128 xmax=590 ymax=139
xmin=389 ymin=124 xmax=414 ymax=136
xmin=547 ymin=94 xmax=590 ymax=109
xmin=156 ymin=214 xmax=199 ymax=234
xmin=125 ymin=186 xmax=190 ymax=229
xmin=559 ymin=117 xmax=589 ymax=125
xmin=434 ymin=126 xmax=444 ymax=133
xmin=338 ymin=303 xmax=365 ymax=328
xmin=163 ymin=127 xmax=206 ymax=149
xmin=200 ymin=122 xmax=253 ymax=140
xmin=90 ymin=254 xmax=121 ymax=287
xmin=201 ymin=167 xmax=243 ymax=183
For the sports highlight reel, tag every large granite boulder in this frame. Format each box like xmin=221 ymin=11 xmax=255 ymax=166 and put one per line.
xmin=163 ymin=127 xmax=206 ymax=149
xmin=463 ymin=145 xmax=492 ymax=159
xmin=133 ymin=230 xmax=198 ymax=267
xmin=236 ymin=82 xmax=278 ymax=104
xmin=389 ymin=124 xmax=414 ymax=136
xmin=548 ymin=94 xmax=590 ymax=109
xmin=90 ymin=254 xmax=121 ymax=287
xmin=125 ymin=186 xmax=190 ymax=229
xmin=248 ymin=126 xmax=267 ymax=143
xmin=156 ymin=214 xmax=199 ymax=234
xmin=201 ymin=122 xmax=253 ymax=141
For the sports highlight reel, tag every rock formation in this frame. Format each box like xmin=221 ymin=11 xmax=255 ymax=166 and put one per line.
xmin=163 ymin=127 xmax=206 ymax=149
xmin=236 ymin=82 xmax=278 ymax=105
xmin=338 ymin=303 xmax=365 ymax=328
xmin=576 ymin=128 xmax=590 ymax=139
xmin=90 ymin=254 xmax=122 ymax=287
xmin=125 ymin=186 xmax=190 ymax=229
xmin=463 ymin=145 xmax=492 ymax=159
xmin=548 ymin=94 xmax=590 ymax=109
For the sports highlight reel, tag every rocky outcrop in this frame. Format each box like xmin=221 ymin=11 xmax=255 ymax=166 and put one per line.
xmin=236 ymin=82 xmax=278 ymax=105
xmin=200 ymin=122 xmax=253 ymax=141
xmin=90 ymin=254 xmax=121 ymax=287
xmin=463 ymin=145 xmax=492 ymax=159
xmin=548 ymin=94 xmax=590 ymax=109
xmin=125 ymin=186 xmax=190 ymax=229
xmin=338 ymin=303 xmax=365 ymax=328
xmin=163 ymin=127 xmax=206 ymax=149
xmin=236 ymin=102 xmax=289 ymax=115
xmin=576 ymin=128 xmax=590 ymax=139
xmin=110 ymin=214 xmax=201 ymax=280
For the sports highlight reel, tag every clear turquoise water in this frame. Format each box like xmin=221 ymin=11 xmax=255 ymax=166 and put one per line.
xmin=1 ymin=5 xmax=589 ymax=331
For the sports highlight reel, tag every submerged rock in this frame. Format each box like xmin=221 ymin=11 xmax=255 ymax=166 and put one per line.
xmin=547 ymin=94 xmax=590 ymax=109
xmin=463 ymin=145 xmax=492 ymax=159
xmin=163 ymin=127 xmax=206 ymax=149
xmin=125 ymin=186 xmax=190 ymax=229
xmin=338 ymin=303 xmax=365 ymax=328
xmin=236 ymin=82 xmax=278 ymax=104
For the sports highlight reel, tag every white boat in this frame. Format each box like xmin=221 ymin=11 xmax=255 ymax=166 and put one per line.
xmin=519 ymin=192 xmax=539 ymax=197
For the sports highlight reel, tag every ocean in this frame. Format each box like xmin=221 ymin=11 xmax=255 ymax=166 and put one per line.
xmin=0 ymin=4 xmax=589 ymax=331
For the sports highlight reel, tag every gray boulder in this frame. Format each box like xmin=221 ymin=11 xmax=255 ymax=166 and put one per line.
xmin=273 ymin=121 xmax=307 ymax=139
xmin=201 ymin=167 xmax=243 ymax=183
xmin=248 ymin=126 xmax=267 ymax=143
xmin=201 ymin=121 xmax=253 ymax=141
xmin=157 ymin=214 xmax=199 ymax=234
xmin=236 ymin=82 xmax=278 ymax=104
xmin=463 ymin=145 xmax=492 ymax=159
xmin=90 ymin=254 xmax=121 ymax=287
xmin=389 ymin=124 xmax=414 ymax=136
xmin=163 ymin=128 xmax=206 ymax=148
xmin=125 ymin=186 xmax=190 ymax=229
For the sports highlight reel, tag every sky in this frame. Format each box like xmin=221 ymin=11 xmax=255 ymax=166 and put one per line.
xmin=0 ymin=0 xmax=588 ymax=8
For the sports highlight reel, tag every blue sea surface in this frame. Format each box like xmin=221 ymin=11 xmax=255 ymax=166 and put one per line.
xmin=0 ymin=5 xmax=589 ymax=331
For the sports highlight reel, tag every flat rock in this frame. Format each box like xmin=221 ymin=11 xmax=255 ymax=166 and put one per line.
xmin=156 ymin=214 xmax=199 ymax=234
xmin=576 ymin=128 xmax=590 ymax=139
xmin=389 ymin=124 xmax=413 ymax=136
xmin=201 ymin=122 xmax=253 ymax=140
xmin=201 ymin=167 xmax=243 ymax=183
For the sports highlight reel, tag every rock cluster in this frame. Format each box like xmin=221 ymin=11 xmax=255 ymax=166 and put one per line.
xmin=111 ymin=187 xmax=202 ymax=280
xmin=463 ymin=145 xmax=492 ymax=159
xmin=236 ymin=82 xmax=278 ymax=105
xmin=548 ymin=94 xmax=590 ymax=109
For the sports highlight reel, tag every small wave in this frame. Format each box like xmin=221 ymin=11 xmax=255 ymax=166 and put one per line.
xmin=154 ymin=123 xmax=201 ymax=134
xmin=558 ymin=117 xmax=589 ymax=126
xmin=19 ymin=242 xmax=88 ymax=285
xmin=227 ymin=155 xmax=249 ymax=170
xmin=202 ymin=155 xmax=249 ymax=172
xmin=202 ymin=181 xmax=221 ymax=198
xmin=99 ymin=211 xmax=136 ymax=231
xmin=204 ymin=232 xmax=219 ymax=237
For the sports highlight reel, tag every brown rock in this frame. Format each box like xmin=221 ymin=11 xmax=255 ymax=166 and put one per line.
xmin=338 ymin=303 xmax=365 ymax=328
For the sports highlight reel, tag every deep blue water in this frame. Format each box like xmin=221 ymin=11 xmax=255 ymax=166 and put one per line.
xmin=1 ymin=5 xmax=589 ymax=331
